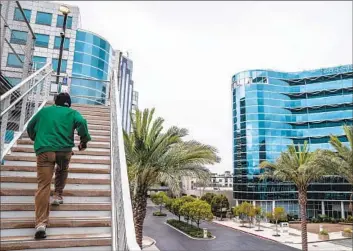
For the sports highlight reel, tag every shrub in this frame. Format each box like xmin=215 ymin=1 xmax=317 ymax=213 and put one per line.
xmin=167 ymin=219 xmax=212 ymax=238
xmin=319 ymin=230 xmax=329 ymax=235
xmin=153 ymin=211 xmax=167 ymax=217
xmin=343 ymin=228 xmax=352 ymax=233
xmin=346 ymin=215 xmax=353 ymax=223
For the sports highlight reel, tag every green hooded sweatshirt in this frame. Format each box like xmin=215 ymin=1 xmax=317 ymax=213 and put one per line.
xmin=27 ymin=105 xmax=91 ymax=155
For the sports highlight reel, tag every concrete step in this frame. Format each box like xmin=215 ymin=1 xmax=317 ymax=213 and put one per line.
xmin=84 ymin=119 xmax=110 ymax=126
xmin=9 ymin=152 xmax=110 ymax=160
xmin=12 ymin=246 xmax=111 ymax=251
xmin=1 ymin=196 xmax=110 ymax=204
xmin=1 ymin=210 xmax=111 ymax=218
xmin=1 ymin=161 xmax=110 ymax=170
xmin=0 ymin=188 xmax=110 ymax=197
xmin=13 ymin=144 xmax=110 ymax=152
xmin=80 ymin=115 xmax=110 ymax=122
xmin=1 ymin=233 xmax=111 ymax=250
xmin=0 ymin=175 xmax=110 ymax=185
xmin=16 ymin=139 xmax=110 ymax=149
xmin=0 ymin=203 xmax=111 ymax=211
xmin=1 ymin=226 xmax=111 ymax=237
xmin=20 ymin=135 xmax=110 ymax=143
xmin=4 ymin=155 xmax=110 ymax=164
xmin=0 ymin=165 xmax=110 ymax=174
xmin=0 ymin=171 xmax=109 ymax=180
xmin=21 ymin=130 xmax=110 ymax=138
xmin=88 ymin=124 xmax=110 ymax=131
xmin=11 ymin=147 xmax=110 ymax=156
xmin=1 ymin=183 xmax=110 ymax=191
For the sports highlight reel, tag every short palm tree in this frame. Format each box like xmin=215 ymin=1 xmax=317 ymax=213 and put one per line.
xmin=260 ymin=142 xmax=328 ymax=251
xmin=316 ymin=125 xmax=353 ymax=212
xmin=124 ymin=108 xmax=220 ymax=247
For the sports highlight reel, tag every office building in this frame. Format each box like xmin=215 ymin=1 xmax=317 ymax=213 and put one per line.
xmin=232 ymin=64 xmax=353 ymax=218
xmin=1 ymin=1 xmax=138 ymax=132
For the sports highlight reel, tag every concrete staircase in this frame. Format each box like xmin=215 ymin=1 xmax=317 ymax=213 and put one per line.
xmin=0 ymin=104 xmax=113 ymax=251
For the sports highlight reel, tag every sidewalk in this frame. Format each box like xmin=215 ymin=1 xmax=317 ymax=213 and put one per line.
xmin=213 ymin=219 xmax=352 ymax=251
xmin=143 ymin=236 xmax=160 ymax=251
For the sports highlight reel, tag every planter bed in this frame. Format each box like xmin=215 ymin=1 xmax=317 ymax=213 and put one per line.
xmin=166 ymin=219 xmax=213 ymax=239
xmin=153 ymin=211 xmax=167 ymax=217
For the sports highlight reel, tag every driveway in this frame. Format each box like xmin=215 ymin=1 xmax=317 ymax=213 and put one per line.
xmin=143 ymin=204 xmax=298 ymax=251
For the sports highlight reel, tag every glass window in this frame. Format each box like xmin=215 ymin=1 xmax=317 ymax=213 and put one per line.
xmin=56 ymin=15 xmax=73 ymax=29
xmin=52 ymin=59 xmax=67 ymax=73
xmin=10 ymin=30 xmax=28 ymax=45
xmin=32 ymin=56 xmax=47 ymax=70
xmin=5 ymin=77 xmax=22 ymax=87
xmin=7 ymin=53 xmax=24 ymax=68
xmin=14 ymin=8 xmax=31 ymax=22
xmin=35 ymin=11 xmax=52 ymax=26
xmin=54 ymin=36 xmax=70 ymax=50
xmin=34 ymin=33 xmax=50 ymax=48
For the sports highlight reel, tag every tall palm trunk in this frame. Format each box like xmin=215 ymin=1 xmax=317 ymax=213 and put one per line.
xmin=299 ymin=190 xmax=308 ymax=251
xmin=132 ymin=193 xmax=148 ymax=248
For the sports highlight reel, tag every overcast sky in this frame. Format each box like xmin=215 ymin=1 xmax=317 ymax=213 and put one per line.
xmin=62 ymin=1 xmax=352 ymax=173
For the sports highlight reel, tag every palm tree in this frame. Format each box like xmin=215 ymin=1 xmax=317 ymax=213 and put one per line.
xmin=124 ymin=108 xmax=220 ymax=247
xmin=316 ymin=125 xmax=353 ymax=213
xmin=259 ymin=141 xmax=328 ymax=251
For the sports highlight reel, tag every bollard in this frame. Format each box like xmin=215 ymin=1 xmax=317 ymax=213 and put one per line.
xmin=319 ymin=224 xmax=323 ymax=232
xmin=203 ymin=228 xmax=208 ymax=238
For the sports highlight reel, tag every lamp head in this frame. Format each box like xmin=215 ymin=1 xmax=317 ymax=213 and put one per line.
xmin=59 ymin=5 xmax=70 ymax=15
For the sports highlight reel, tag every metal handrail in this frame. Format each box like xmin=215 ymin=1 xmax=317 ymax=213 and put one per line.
xmin=110 ymin=69 xmax=140 ymax=251
xmin=15 ymin=1 xmax=36 ymax=39
xmin=0 ymin=63 xmax=52 ymax=160
xmin=1 ymin=70 xmax=52 ymax=116
xmin=1 ymin=63 xmax=51 ymax=102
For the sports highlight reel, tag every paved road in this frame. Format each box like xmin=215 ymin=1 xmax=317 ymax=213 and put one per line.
xmin=143 ymin=204 xmax=299 ymax=251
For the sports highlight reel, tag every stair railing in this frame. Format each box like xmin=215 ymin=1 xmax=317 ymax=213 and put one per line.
xmin=110 ymin=69 xmax=140 ymax=251
xmin=0 ymin=63 xmax=52 ymax=160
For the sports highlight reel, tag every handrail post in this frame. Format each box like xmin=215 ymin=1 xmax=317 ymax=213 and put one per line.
xmin=0 ymin=98 xmax=10 ymax=158
xmin=19 ymin=84 xmax=28 ymax=132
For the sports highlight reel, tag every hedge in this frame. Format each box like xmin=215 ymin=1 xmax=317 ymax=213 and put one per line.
xmin=167 ymin=219 xmax=212 ymax=238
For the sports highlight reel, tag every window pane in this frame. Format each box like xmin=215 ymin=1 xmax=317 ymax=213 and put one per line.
xmin=35 ymin=12 xmax=52 ymax=26
xmin=52 ymin=59 xmax=67 ymax=73
xmin=56 ymin=15 xmax=73 ymax=29
xmin=14 ymin=8 xmax=31 ymax=22
xmin=32 ymin=56 xmax=47 ymax=70
xmin=5 ymin=77 xmax=22 ymax=87
xmin=7 ymin=53 xmax=24 ymax=68
xmin=34 ymin=33 xmax=50 ymax=48
xmin=10 ymin=30 xmax=28 ymax=45
xmin=54 ymin=36 xmax=70 ymax=50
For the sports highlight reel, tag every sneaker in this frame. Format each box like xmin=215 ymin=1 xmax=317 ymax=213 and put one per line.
xmin=34 ymin=225 xmax=47 ymax=239
xmin=51 ymin=195 xmax=63 ymax=206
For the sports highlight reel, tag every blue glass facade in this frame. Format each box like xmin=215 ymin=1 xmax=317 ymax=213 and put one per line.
xmin=71 ymin=30 xmax=111 ymax=105
xmin=232 ymin=65 xmax=353 ymax=217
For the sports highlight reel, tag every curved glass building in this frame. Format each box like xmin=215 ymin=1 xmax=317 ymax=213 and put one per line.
xmin=70 ymin=29 xmax=113 ymax=105
xmin=232 ymin=64 xmax=353 ymax=218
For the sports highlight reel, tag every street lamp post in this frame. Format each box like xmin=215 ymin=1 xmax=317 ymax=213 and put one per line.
xmin=55 ymin=5 xmax=70 ymax=93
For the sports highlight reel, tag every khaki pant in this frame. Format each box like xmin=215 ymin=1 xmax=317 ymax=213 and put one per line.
xmin=35 ymin=151 xmax=72 ymax=228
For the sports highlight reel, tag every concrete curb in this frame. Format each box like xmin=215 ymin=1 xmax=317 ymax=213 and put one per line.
xmin=165 ymin=222 xmax=216 ymax=241
xmin=142 ymin=236 xmax=157 ymax=249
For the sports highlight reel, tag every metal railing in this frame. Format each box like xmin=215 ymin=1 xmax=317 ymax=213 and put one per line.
xmin=0 ymin=1 xmax=36 ymax=79
xmin=110 ymin=69 xmax=140 ymax=251
xmin=0 ymin=63 xmax=52 ymax=160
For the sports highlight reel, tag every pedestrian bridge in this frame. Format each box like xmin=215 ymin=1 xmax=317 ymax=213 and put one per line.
xmin=0 ymin=63 xmax=141 ymax=250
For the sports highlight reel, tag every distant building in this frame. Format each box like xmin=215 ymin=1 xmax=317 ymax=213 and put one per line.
xmin=232 ymin=64 xmax=353 ymax=218
xmin=0 ymin=1 xmax=138 ymax=127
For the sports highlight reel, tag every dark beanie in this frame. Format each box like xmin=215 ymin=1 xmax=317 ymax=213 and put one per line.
xmin=55 ymin=92 xmax=71 ymax=107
